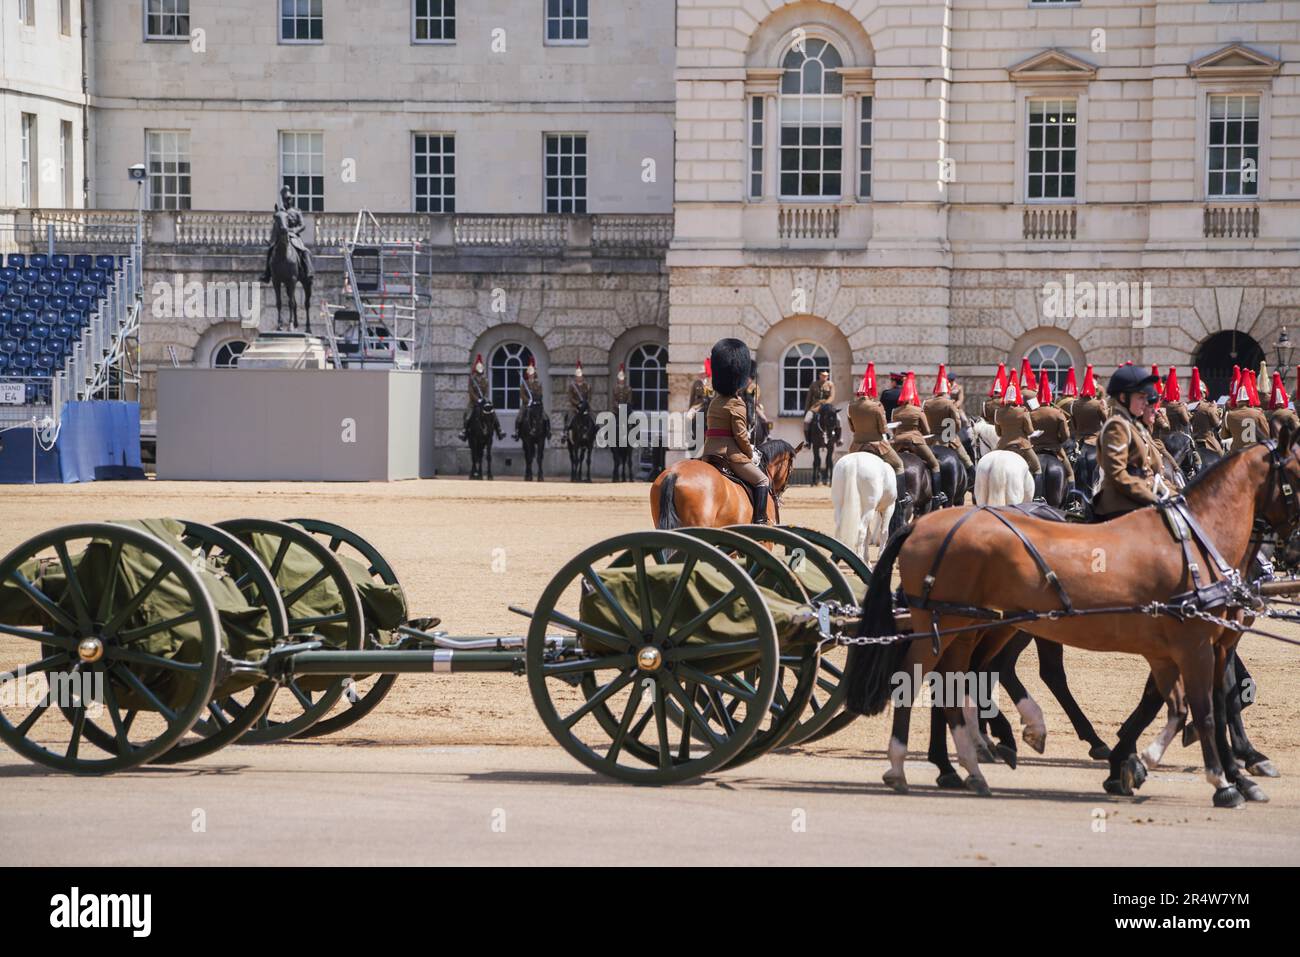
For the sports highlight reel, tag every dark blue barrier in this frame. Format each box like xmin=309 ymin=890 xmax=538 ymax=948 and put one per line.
xmin=0 ymin=401 xmax=144 ymax=484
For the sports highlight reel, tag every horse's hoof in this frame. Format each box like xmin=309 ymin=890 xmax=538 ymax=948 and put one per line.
xmin=1121 ymin=755 xmax=1148 ymax=793
xmin=1090 ymin=742 xmax=1113 ymax=761
xmin=1140 ymin=744 xmax=1162 ymax=770
xmin=1213 ymin=786 xmax=1246 ymax=809
xmin=963 ymin=775 xmax=992 ymax=796
xmin=1103 ymin=776 xmax=1133 ymax=797
xmin=1235 ymin=779 xmax=1269 ymax=803
xmin=995 ymin=744 xmax=1018 ymax=770
xmin=935 ymin=771 xmax=964 ymax=789
xmin=1248 ymin=759 xmax=1279 ymax=778
xmin=882 ymin=769 xmax=908 ymax=793
xmin=975 ymin=743 xmax=997 ymax=764
xmin=1022 ymin=726 xmax=1047 ymax=755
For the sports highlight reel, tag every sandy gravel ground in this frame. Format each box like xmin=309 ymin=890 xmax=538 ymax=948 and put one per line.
xmin=1 ymin=478 xmax=1298 ymax=865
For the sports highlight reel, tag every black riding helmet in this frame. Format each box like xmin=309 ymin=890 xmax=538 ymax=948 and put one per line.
xmin=1106 ymin=364 xmax=1160 ymax=402
xmin=710 ymin=338 xmax=752 ymax=397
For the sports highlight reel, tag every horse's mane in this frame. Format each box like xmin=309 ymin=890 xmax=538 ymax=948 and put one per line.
xmin=1182 ymin=445 xmax=1245 ymax=492
xmin=758 ymin=438 xmax=795 ymax=466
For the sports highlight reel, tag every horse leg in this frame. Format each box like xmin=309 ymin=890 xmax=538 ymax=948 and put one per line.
xmin=485 ymin=434 xmax=494 ymax=480
xmin=1225 ymin=650 xmax=1276 ymax=777
xmin=302 ymin=278 xmax=313 ymax=335
xmin=1035 ymin=639 xmax=1110 ymax=758
xmin=1173 ymin=641 xmax=1243 ymax=808
xmin=1104 ymin=661 xmax=1175 ymax=796
xmin=989 ymin=631 xmax=1046 ymax=754
xmin=927 ymin=704 xmax=962 ymax=789
xmin=274 ymin=281 xmax=284 ymax=331
xmin=1215 ymin=641 xmax=1266 ymax=803
xmin=1139 ymin=677 xmax=1186 ymax=770
xmin=884 ymin=638 xmax=942 ymax=793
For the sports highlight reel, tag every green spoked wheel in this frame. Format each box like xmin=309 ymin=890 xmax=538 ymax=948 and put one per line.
xmin=284 ymin=519 xmax=405 ymax=739
xmin=70 ymin=521 xmax=286 ymax=764
xmin=0 ymin=523 xmax=220 ymax=774
xmin=785 ymin=526 xmax=873 ymax=592
xmin=209 ymin=519 xmax=365 ymax=744
xmin=527 ymin=531 xmax=779 ymax=784
xmin=726 ymin=525 xmax=859 ymax=748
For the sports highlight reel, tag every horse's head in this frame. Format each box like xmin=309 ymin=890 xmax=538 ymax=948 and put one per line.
xmin=760 ymin=439 xmax=802 ymax=495
xmin=1261 ymin=425 xmax=1300 ymax=538
xmin=271 ymin=208 xmax=291 ymax=243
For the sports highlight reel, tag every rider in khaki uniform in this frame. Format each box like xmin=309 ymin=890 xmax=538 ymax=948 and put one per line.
xmin=701 ymin=338 xmax=769 ymax=524
xmin=1187 ymin=367 xmax=1224 ymax=455
xmin=848 ymin=364 xmax=910 ymax=515
xmin=923 ymin=364 xmax=973 ymax=470
xmin=1070 ymin=365 xmax=1107 ymax=447
xmin=460 ymin=353 xmax=505 ymax=441
xmin=948 ymin=375 xmax=967 ymax=423
xmin=1161 ymin=367 xmax=1192 ymax=432
xmin=1030 ymin=373 xmax=1075 ymax=485
xmin=612 ymin=363 xmax=633 ymax=410
xmin=996 ymin=374 xmax=1043 ymax=500
xmin=983 ymin=363 xmax=1008 ymax=423
xmin=563 ymin=360 xmax=593 ymax=438
xmin=743 ymin=360 xmax=770 ymax=434
xmin=1095 ymin=365 xmax=1164 ymax=520
xmin=892 ymin=371 xmax=947 ymax=507
xmin=1266 ymin=371 xmax=1300 ymax=439
xmin=1224 ymin=370 xmax=1270 ymax=449
xmin=803 ymin=370 xmax=836 ymax=444
xmin=687 ymin=359 xmax=712 ymax=416
xmin=1054 ymin=367 xmax=1079 ymax=418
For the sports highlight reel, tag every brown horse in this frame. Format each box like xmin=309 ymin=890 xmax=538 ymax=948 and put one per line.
xmin=845 ymin=432 xmax=1300 ymax=808
xmin=651 ymin=439 xmax=802 ymax=528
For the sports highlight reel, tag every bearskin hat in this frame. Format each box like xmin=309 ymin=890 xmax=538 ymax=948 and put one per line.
xmin=709 ymin=338 xmax=752 ymax=397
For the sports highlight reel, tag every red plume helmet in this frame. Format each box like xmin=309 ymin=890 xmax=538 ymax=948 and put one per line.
xmin=1269 ymin=371 xmax=1289 ymax=411
xmin=1037 ymin=370 xmax=1052 ymax=406
xmin=1080 ymin=365 xmax=1097 ymax=398
xmin=703 ymin=357 xmax=712 ymax=379
xmin=1019 ymin=357 xmax=1037 ymax=392
xmin=1228 ymin=365 xmax=1241 ymax=403
xmin=1164 ymin=367 xmax=1181 ymax=403
xmin=1063 ymin=367 xmax=1078 ymax=397
xmin=933 ymin=364 xmax=950 ymax=396
xmin=1151 ymin=364 xmax=1163 ymax=398
xmin=1247 ymin=370 xmax=1261 ymax=408
xmin=1188 ymin=368 xmax=1205 ymax=402
xmin=989 ymin=362 xmax=1008 ymax=398
xmin=1002 ymin=373 xmax=1023 ymax=406
xmin=898 ymin=371 xmax=920 ymax=406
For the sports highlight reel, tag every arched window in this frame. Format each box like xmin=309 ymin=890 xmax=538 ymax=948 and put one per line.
xmin=212 ymin=341 xmax=247 ymax=369
xmin=1022 ymin=343 xmax=1076 ymax=395
xmin=627 ymin=343 xmax=668 ymax=412
xmin=781 ymin=342 xmax=830 ymax=415
xmin=780 ymin=39 xmax=843 ymax=200
xmin=489 ymin=342 xmax=533 ymax=410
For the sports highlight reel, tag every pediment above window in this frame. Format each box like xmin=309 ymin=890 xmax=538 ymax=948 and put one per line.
xmin=1008 ymin=48 xmax=1097 ymax=85
xmin=1189 ymin=43 xmax=1281 ymax=80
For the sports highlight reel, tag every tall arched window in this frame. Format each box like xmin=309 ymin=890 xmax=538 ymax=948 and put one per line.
xmin=490 ymin=342 xmax=533 ymax=410
xmin=627 ymin=343 xmax=668 ymax=412
xmin=781 ymin=342 xmax=830 ymax=415
xmin=1022 ymin=343 xmax=1077 ymax=395
xmin=780 ymin=39 xmax=843 ymax=199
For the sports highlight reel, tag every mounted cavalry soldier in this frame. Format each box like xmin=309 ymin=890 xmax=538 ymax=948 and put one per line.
xmin=563 ymin=359 xmax=593 ymax=429
xmin=881 ymin=372 xmax=906 ymax=420
xmin=892 ymin=371 xmax=947 ymax=507
xmin=1266 ymin=370 xmax=1300 ymax=440
xmin=923 ymin=364 xmax=973 ymax=471
xmin=983 ymin=362 xmax=1008 ymax=422
xmin=1054 ymin=367 xmax=1079 ymax=417
xmin=520 ymin=358 xmax=545 ymax=412
xmin=259 ymin=184 xmax=315 ymax=286
xmin=947 ymin=373 xmax=967 ymax=422
xmin=612 ymin=362 xmax=633 ymax=410
xmin=1030 ymin=372 xmax=1074 ymax=485
xmin=1224 ymin=369 xmax=1269 ymax=449
xmin=848 ymin=363 xmax=909 ymax=510
xmin=1188 ymin=367 xmax=1224 ymax=455
xmin=460 ymin=353 xmax=505 ymax=442
xmin=687 ymin=358 xmax=713 ymax=416
xmin=1161 ymin=366 xmax=1192 ymax=432
xmin=701 ymin=338 xmax=770 ymax=524
xmin=803 ymin=369 xmax=836 ymax=444
xmin=1070 ymin=365 xmax=1107 ymax=447
xmin=996 ymin=373 xmax=1044 ymax=499
xmin=1094 ymin=364 xmax=1166 ymax=521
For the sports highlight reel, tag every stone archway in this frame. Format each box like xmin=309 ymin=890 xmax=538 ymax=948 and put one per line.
xmin=757 ymin=314 xmax=852 ymax=449
xmin=1194 ymin=330 xmax=1264 ymax=401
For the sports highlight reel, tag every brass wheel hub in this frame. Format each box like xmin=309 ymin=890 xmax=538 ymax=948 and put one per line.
xmin=636 ymin=646 xmax=663 ymax=672
xmin=77 ymin=637 xmax=105 ymax=663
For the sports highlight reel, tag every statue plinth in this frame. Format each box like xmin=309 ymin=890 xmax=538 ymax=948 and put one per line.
xmin=239 ymin=331 xmax=328 ymax=370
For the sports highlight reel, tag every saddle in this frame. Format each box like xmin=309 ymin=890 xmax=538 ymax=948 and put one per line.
xmin=704 ymin=455 xmax=780 ymax=523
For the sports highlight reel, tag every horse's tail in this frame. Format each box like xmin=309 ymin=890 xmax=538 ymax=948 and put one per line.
xmin=844 ymin=523 xmax=915 ymax=716
xmin=831 ymin=455 xmax=862 ymax=551
xmin=655 ymin=472 xmax=680 ymax=530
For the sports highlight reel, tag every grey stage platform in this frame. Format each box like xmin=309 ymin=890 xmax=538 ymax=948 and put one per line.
xmin=157 ymin=368 xmax=436 ymax=481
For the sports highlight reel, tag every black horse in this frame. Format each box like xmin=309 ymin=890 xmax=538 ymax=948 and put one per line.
xmin=1038 ymin=450 xmax=1070 ymax=509
xmin=1072 ymin=441 xmax=1099 ymax=502
xmin=808 ymin=404 xmax=841 ymax=486
xmin=744 ymin=390 xmax=771 ymax=447
xmin=932 ymin=446 xmax=969 ymax=508
xmin=896 ymin=451 xmax=933 ymax=528
xmin=269 ymin=208 xmax=313 ymax=332
xmin=566 ymin=400 xmax=597 ymax=483
xmin=466 ymin=399 xmax=498 ymax=480
xmin=610 ymin=402 xmax=635 ymax=482
xmin=1162 ymin=429 xmax=1198 ymax=482
xmin=515 ymin=398 xmax=550 ymax=482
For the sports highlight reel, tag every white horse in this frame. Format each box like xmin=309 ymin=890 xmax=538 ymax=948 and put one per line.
xmin=971 ymin=418 xmax=999 ymax=459
xmin=831 ymin=451 xmax=897 ymax=560
xmin=973 ymin=450 xmax=1034 ymax=506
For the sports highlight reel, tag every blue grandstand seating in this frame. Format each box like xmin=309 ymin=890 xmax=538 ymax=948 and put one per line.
xmin=21 ymin=267 xmax=40 ymax=283
xmin=95 ymin=255 xmax=116 ymax=271
xmin=51 ymin=254 xmax=70 ymax=270
xmin=7 ymin=254 xmax=25 ymax=268
xmin=73 ymin=254 xmax=92 ymax=271
xmin=29 ymin=254 xmax=48 ymax=269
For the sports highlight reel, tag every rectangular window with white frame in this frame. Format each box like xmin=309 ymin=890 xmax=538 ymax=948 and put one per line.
xmin=147 ymin=130 xmax=192 ymax=210
xmin=546 ymin=0 xmax=588 ymax=44
xmin=280 ymin=0 xmax=323 ymax=43
xmin=60 ymin=121 xmax=73 ymax=207
xmin=1207 ymin=93 xmax=1260 ymax=199
xmin=1026 ymin=98 xmax=1077 ymax=202
xmin=145 ymin=0 xmax=190 ymax=40
xmin=779 ymin=41 xmax=843 ymax=200
xmin=414 ymin=0 xmax=455 ymax=43
xmin=280 ymin=131 xmax=325 ymax=211
xmin=545 ymin=134 xmax=587 ymax=213
xmin=413 ymin=134 xmax=455 ymax=212
xmin=749 ymin=97 xmax=764 ymax=200
xmin=20 ymin=113 xmax=35 ymax=207
xmin=859 ymin=96 xmax=873 ymax=199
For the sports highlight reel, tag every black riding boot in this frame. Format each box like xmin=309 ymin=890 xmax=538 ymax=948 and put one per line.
xmin=895 ymin=472 xmax=912 ymax=515
xmin=1033 ymin=472 xmax=1046 ymax=502
xmin=751 ymin=483 xmax=771 ymax=525
xmin=930 ymin=469 xmax=948 ymax=509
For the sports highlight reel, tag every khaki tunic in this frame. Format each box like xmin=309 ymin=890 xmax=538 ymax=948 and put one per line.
xmin=1164 ymin=401 xmax=1192 ymax=431
xmin=1095 ymin=407 xmax=1163 ymax=517
xmin=1191 ymin=401 xmax=1225 ymax=454
xmin=892 ymin=404 xmax=939 ymax=470
xmin=805 ymin=379 xmax=836 ymax=413
xmin=567 ymin=378 xmax=592 ymax=411
xmin=982 ymin=397 xmax=999 ymax=422
xmin=1269 ymin=407 xmax=1300 ymax=439
xmin=996 ymin=404 xmax=1041 ymax=474
xmin=1224 ymin=406 xmax=1269 ymax=448
xmin=923 ymin=395 xmax=971 ymax=466
xmin=613 ymin=381 xmax=633 ymax=408
xmin=1071 ymin=396 xmax=1107 ymax=445
xmin=520 ymin=373 xmax=544 ymax=409
xmin=467 ymin=370 xmax=491 ymax=409
xmin=848 ymin=396 xmax=904 ymax=472
xmin=949 ymin=382 xmax=966 ymax=413
xmin=1054 ymin=395 xmax=1077 ymax=417
xmin=1030 ymin=403 xmax=1074 ymax=482
xmin=701 ymin=395 xmax=765 ymax=485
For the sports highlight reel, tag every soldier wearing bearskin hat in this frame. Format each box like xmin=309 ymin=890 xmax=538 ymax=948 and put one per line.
xmin=701 ymin=338 xmax=770 ymax=523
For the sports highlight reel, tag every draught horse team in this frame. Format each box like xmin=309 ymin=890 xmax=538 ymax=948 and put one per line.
xmin=650 ymin=336 xmax=1300 ymax=809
